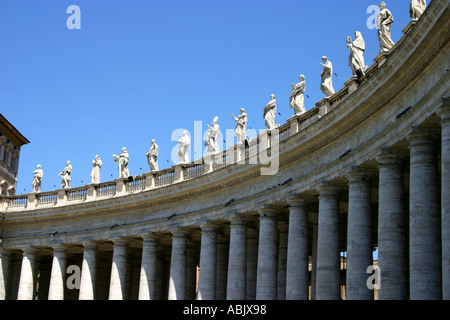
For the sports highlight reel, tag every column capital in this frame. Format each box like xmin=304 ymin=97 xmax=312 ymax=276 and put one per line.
xmin=346 ymin=167 xmax=373 ymax=185
xmin=81 ymin=240 xmax=100 ymax=251
xmin=376 ymin=148 xmax=405 ymax=167
xmin=316 ymin=182 xmax=342 ymax=198
xmin=407 ymin=126 xmax=439 ymax=145
xmin=258 ymin=206 xmax=277 ymax=219
xmin=200 ymin=222 xmax=218 ymax=233
xmin=228 ymin=214 xmax=246 ymax=226
xmin=141 ymin=233 xmax=159 ymax=243
xmin=52 ymin=244 xmax=68 ymax=255
xmin=111 ymin=238 xmax=129 ymax=248
xmin=287 ymin=196 xmax=308 ymax=208
xmin=171 ymin=228 xmax=189 ymax=238
xmin=21 ymin=247 xmax=37 ymax=257
xmin=437 ymin=96 xmax=450 ymax=122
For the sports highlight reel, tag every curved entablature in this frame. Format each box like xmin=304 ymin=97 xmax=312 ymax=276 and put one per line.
xmin=0 ymin=0 xmax=449 ymax=301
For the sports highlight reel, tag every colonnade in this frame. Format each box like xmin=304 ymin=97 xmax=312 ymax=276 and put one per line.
xmin=1 ymin=102 xmax=449 ymax=300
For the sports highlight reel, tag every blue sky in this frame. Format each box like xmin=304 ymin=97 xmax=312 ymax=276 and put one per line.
xmin=0 ymin=0 xmax=411 ymax=194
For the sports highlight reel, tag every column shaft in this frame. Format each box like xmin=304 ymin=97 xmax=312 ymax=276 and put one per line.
xmin=197 ymin=225 xmax=217 ymax=300
xmin=408 ymin=130 xmax=441 ymax=299
xmin=438 ymin=101 xmax=450 ymax=299
xmin=168 ymin=231 xmax=187 ymax=300
xmin=246 ymin=228 xmax=258 ymax=300
xmin=48 ymin=246 xmax=67 ymax=300
xmin=346 ymin=171 xmax=373 ymax=300
xmin=256 ymin=209 xmax=278 ymax=300
xmin=377 ymin=151 xmax=408 ymax=300
xmin=285 ymin=199 xmax=309 ymax=300
xmin=79 ymin=242 xmax=98 ymax=300
xmin=138 ymin=235 xmax=158 ymax=300
xmin=17 ymin=248 xmax=36 ymax=300
xmin=315 ymin=185 xmax=341 ymax=300
xmin=108 ymin=240 xmax=129 ymax=300
xmin=227 ymin=217 xmax=247 ymax=300
xmin=0 ymin=247 xmax=9 ymax=300
xmin=277 ymin=222 xmax=288 ymax=300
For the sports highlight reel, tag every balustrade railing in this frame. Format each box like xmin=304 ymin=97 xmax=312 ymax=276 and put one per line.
xmin=96 ymin=182 xmax=117 ymax=198
xmin=36 ymin=192 xmax=58 ymax=206
xmin=127 ymin=176 xmax=146 ymax=193
xmin=2 ymin=68 xmax=375 ymax=211
xmin=67 ymin=188 xmax=88 ymax=202
xmin=155 ymin=169 xmax=174 ymax=187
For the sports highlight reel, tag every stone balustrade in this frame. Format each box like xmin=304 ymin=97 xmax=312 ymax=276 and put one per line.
xmin=0 ymin=0 xmax=449 ymax=301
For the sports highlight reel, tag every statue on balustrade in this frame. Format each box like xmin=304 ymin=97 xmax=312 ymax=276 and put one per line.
xmin=347 ymin=32 xmax=366 ymax=78
xmin=377 ymin=2 xmax=395 ymax=54
xmin=263 ymin=94 xmax=277 ymax=131
xmin=32 ymin=164 xmax=43 ymax=193
xmin=113 ymin=147 xmax=130 ymax=179
xmin=320 ymin=56 xmax=335 ymax=97
xmin=205 ymin=116 xmax=220 ymax=155
xmin=231 ymin=108 xmax=247 ymax=145
xmin=289 ymin=75 xmax=306 ymax=116
xmin=177 ymin=130 xmax=191 ymax=164
xmin=146 ymin=139 xmax=159 ymax=171
xmin=410 ymin=0 xmax=426 ymax=21
xmin=59 ymin=160 xmax=72 ymax=189
xmin=90 ymin=155 xmax=102 ymax=184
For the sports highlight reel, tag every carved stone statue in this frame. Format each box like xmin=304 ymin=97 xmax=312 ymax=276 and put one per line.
xmin=347 ymin=32 xmax=366 ymax=78
xmin=289 ymin=75 xmax=306 ymax=116
xmin=90 ymin=155 xmax=102 ymax=184
xmin=205 ymin=116 xmax=220 ymax=155
xmin=410 ymin=0 xmax=426 ymax=21
xmin=377 ymin=2 xmax=395 ymax=54
xmin=320 ymin=56 xmax=335 ymax=97
xmin=32 ymin=164 xmax=43 ymax=193
xmin=177 ymin=130 xmax=191 ymax=164
xmin=263 ymin=94 xmax=277 ymax=130
xmin=146 ymin=139 xmax=159 ymax=171
xmin=59 ymin=160 xmax=72 ymax=189
xmin=113 ymin=147 xmax=130 ymax=179
xmin=231 ymin=108 xmax=247 ymax=145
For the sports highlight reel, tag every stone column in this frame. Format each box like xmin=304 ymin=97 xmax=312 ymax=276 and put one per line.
xmin=185 ymin=243 xmax=198 ymax=300
xmin=168 ymin=230 xmax=188 ymax=300
xmin=407 ymin=128 xmax=441 ymax=299
xmin=17 ymin=248 xmax=37 ymax=300
xmin=310 ymin=214 xmax=318 ymax=300
xmin=256 ymin=207 xmax=278 ymax=300
xmin=79 ymin=241 xmax=98 ymax=300
xmin=48 ymin=245 xmax=67 ymax=300
xmin=108 ymin=239 xmax=129 ymax=300
xmin=377 ymin=150 xmax=408 ymax=300
xmin=246 ymin=227 xmax=258 ymax=300
xmin=138 ymin=235 xmax=158 ymax=300
xmin=285 ymin=198 xmax=309 ymax=300
xmin=226 ymin=215 xmax=247 ymax=300
xmin=438 ymin=99 xmax=450 ymax=300
xmin=0 ymin=246 xmax=9 ymax=300
xmin=315 ymin=184 xmax=341 ymax=300
xmin=216 ymin=233 xmax=229 ymax=300
xmin=197 ymin=224 xmax=217 ymax=300
xmin=346 ymin=169 xmax=373 ymax=300
xmin=277 ymin=221 xmax=288 ymax=300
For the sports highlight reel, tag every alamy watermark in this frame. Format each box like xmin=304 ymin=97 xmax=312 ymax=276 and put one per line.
xmin=366 ymin=265 xmax=381 ymax=290
xmin=170 ymin=121 xmax=280 ymax=176
xmin=67 ymin=5 xmax=81 ymax=30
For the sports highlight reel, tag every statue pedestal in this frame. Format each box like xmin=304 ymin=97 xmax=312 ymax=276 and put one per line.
xmin=403 ymin=20 xmax=417 ymax=35
xmin=344 ymin=76 xmax=360 ymax=95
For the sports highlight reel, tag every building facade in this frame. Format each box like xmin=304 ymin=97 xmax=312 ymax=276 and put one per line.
xmin=0 ymin=0 xmax=449 ymax=300
xmin=0 ymin=114 xmax=29 ymax=196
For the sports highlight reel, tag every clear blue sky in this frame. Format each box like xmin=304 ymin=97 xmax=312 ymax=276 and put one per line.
xmin=0 ymin=0 xmax=411 ymax=194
